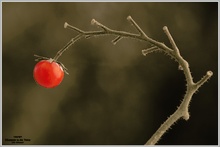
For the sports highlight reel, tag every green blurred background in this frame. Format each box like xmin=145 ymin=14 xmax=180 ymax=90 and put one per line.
xmin=2 ymin=2 xmax=218 ymax=145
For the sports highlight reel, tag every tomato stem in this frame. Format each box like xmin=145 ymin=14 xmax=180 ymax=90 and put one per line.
xmin=53 ymin=35 xmax=83 ymax=62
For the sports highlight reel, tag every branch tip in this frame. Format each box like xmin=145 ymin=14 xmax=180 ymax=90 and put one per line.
xmin=127 ymin=15 xmax=132 ymax=21
xmin=163 ymin=26 xmax=168 ymax=31
xmin=207 ymin=71 xmax=213 ymax=76
xmin=91 ymin=19 xmax=97 ymax=25
xmin=195 ymin=70 xmax=213 ymax=89
xmin=64 ymin=22 xmax=69 ymax=28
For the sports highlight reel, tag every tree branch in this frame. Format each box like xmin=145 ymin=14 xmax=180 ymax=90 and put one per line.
xmin=53 ymin=16 xmax=213 ymax=145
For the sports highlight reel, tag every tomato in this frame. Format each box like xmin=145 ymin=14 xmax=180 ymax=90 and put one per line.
xmin=33 ymin=59 xmax=64 ymax=88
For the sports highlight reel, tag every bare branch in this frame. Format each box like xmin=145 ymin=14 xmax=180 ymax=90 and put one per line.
xmin=51 ymin=16 xmax=213 ymax=145
xmin=64 ymin=22 xmax=84 ymax=34
xmin=163 ymin=26 xmax=180 ymax=54
xmin=64 ymin=19 xmax=173 ymax=55
xmin=127 ymin=15 xmax=147 ymax=37
xmin=142 ymin=46 xmax=160 ymax=56
xmin=91 ymin=19 xmax=110 ymax=31
xmin=112 ymin=36 xmax=123 ymax=45
xmin=195 ymin=71 xmax=213 ymax=89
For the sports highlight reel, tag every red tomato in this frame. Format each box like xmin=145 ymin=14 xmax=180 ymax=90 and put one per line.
xmin=33 ymin=59 xmax=64 ymax=88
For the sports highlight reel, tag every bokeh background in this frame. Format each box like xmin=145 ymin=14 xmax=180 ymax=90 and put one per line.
xmin=2 ymin=2 xmax=218 ymax=145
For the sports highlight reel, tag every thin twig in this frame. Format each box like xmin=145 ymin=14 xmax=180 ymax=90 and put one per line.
xmin=53 ymin=34 xmax=83 ymax=61
xmin=163 ymin=26 xmax=179 ymax=54
xmin=127 ymin=15 xmax=148 ymax=37
xmin=64 ymin=22 xmax=84 ymax=34
xmin=195 ymin=71 xmax=213 ymax=89
xmin=112 ymin=36 xmax=123 ymax=45
xmin=91 ymin=19 xmax=110 ymax=31
xmin=142 ymin=46 xmax=160 ymax=56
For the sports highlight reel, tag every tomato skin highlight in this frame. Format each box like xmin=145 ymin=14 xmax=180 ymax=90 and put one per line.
xmin=33 ymin=60 xmax=64 ymax=88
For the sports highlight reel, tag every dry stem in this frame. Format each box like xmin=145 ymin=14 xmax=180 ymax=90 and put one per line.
xmin=57 ymin=16 xmax=212 ymax=145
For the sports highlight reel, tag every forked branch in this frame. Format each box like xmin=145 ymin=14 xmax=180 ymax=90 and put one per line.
xmin=56 ymin=16 xmax=213 ymax=145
